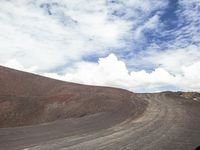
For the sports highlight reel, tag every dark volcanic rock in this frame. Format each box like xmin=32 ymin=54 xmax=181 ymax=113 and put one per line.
xmin=0 ymin=65 xmax=142 ymax=127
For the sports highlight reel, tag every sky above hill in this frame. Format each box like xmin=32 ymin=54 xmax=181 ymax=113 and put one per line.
xmin=0 ymin=0 xmax=200 ymax=92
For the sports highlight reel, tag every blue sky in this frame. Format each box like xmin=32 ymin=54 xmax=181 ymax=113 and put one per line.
xmin=0 ymin=0 xmax=200 ymax=92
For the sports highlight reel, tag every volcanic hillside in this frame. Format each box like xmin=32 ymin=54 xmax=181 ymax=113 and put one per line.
xmin=0 ymin=65 xmax=145 ymax=128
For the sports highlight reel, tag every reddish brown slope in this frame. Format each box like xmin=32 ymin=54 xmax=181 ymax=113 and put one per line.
xmin=0 ymin=65 xmax=143 ymax=127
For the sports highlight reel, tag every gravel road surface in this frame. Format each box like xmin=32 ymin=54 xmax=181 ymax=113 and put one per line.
xmin=1 ymin=93 xmax=200 ymax=150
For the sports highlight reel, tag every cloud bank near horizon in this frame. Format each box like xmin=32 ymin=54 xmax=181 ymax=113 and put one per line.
xmin=0 ymin=0 xmax=200 ymax=92
xmin=44 ymin=53 xmax=200 ymax=92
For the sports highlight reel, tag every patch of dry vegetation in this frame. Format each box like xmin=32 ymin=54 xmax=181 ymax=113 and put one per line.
xmin=179 ymin=92 xmax=200 ymax=101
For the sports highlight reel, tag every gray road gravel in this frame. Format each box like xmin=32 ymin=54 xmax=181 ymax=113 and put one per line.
xmin=1 ymin=93 xmax=200 ymax=150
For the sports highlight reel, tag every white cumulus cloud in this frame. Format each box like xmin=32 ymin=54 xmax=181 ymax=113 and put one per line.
xmin=44 ymin=53 xmax=200 ymax=92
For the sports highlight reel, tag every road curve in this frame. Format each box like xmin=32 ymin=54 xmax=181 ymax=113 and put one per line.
xmin=1 ymin=93 xmax=200 ymax=150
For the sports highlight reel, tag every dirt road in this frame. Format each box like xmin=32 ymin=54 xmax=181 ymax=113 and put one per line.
xmin=1 ymin=93 xmax=200 ymax=150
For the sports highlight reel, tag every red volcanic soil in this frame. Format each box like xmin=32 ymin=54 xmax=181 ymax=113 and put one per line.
xmin=0 ymin=65 xmax=145 ymax=128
